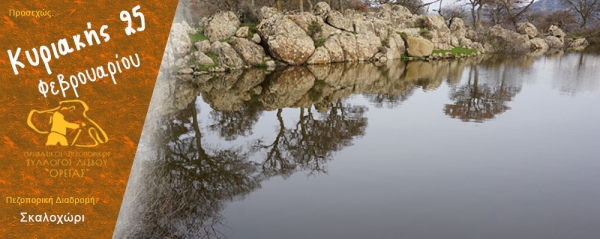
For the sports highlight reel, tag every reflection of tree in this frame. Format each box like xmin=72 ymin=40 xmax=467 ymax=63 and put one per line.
xmin=208 ymin=96 xmax=263 ymax=141
xmin=444 ymin=64 xmax=522 ymax=122
xmin=126 ymin=97 xmax=261 ymax=238
xmin=256 ymin=99 xmax=368 ymax=178
xmin=363 ymin=90 xmax=415 ymax=109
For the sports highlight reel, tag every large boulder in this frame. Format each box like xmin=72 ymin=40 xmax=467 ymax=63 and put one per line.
xmin=379 ymin=4 xmax=413 ymax=28
xmin=544 ymin=36 xmax=564 ymax=49
xmin=326 ymin=10 xmax=354 ymax=32
xmin=288 ymin=13 xmax=338 ymax=40
xmin=449 ymin=17 xmax=467 ymax=39
xmin=406 ymin=37 xmax=433 ymax=57
xmin=230 ymin=37 xmax=266 ymax=66
xmin=385 ymin=33 xmax=406 ymax=60
xmin=195 ymin=52 xmax=215 ymax=66
xmin=259 ymin=6 xmax=279 ymax=21
xmin=372 ymin=19 xmax=390 ymax=40
xmin=194 ymin=40 xmax=211 ymax=54
xmin=307 ymin=46 xmax=331 ymax=64
xmin=488 ymin=25 xmax=531 ymax=54
xmin=516 ymin=22 xmax=538 ymax=39
xmin=204 ymin=11 xmax=241 ymax=42
xmin=548 ymin=25 xmax=566 ymax=39
xmin=170 ymin=21 xmax=193 ymax=59
xmin=424 ymin=14 xmax=450 ymax=34
xmin=569 ymin=38 xmax=589 ymax=51
xmin=323 ymin=35 xmax=345 ymax=62
xmin=356 ymin=34 xmax=381 ymax=61
xmin=313 ymin=2 xmax=331 ymax=18
xmin=353 ymin=20 xmax=376 ymax=36
xmin=530 ymin=38 xmax=549 ymax=51
xmin=210 ymin=41 xmax=244 ymax=69
xmin=257 ymin=16 xmax=315 ymax=65
xmin=339 ymin=33 xmax=358 ymax=61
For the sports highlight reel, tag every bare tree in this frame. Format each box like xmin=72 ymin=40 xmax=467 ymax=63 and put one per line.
xmin=441 ymin=3 xmax=469 ymax=20
xmin=561 ymin=0 xmax=600 ymax=28
xmin=461 ymin=0 xmax=492 ymax=30
xmin=487 ymin=0 xmax=535 ymax=29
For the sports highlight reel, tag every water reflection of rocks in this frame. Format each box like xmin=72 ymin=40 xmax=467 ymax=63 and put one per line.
xmin=115 ymin=56 xmax=527 ymax=238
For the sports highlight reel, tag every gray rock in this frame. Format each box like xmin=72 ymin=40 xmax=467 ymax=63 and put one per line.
xmin=307 ymin=46 xmax=331 ymax=64
xmin=230 ymin=37 xmax=267 ymax=66
xmin=356 ymin=33 xmax=381 ymax=61
xmin=406 ymin=37 xmax=433 ymax=57
xmin=324 ymin=35 xmax=345 ymax=62
xmin=314 ymin=2 xmax=331 ymax=18
xmin=569 ymin=38 xmax=589 ymax=51
xmin=194 ymin=40 xmax=211 ymax=54
xmin=257 ymin=15 xmax=315 ymax=65
xmin=236 ymin=26 xmax=249 ymax=38
xmin=210 ymin=41 xmax=245 ymax=69
xmin=517 ymin=22 xmax=538 ymax=39
xmin=488 ymin=25 xmax=531 ymax=54
xmin=384 ymin=33 xmax=405 ymax=60
xmin=548 ymin=25 xmax=566 ymax=39
xmin=449 ymin=17 xmax=467 ymax=39
xmin=530 ymin=38 xmax=549 ymax=51
xmin=339 ymin=33 xmax=358 ymax=61
xmin=196 ymin=52 xmax=215 ymax=66
xmin=178 ymin=67 xmax=193 ymax=74
xmin=544 ymin=36 xmax=563 ymax=49
xmin=204 ymin=11 xmax=241 ymax=42
xmin=170 ymin=21 xmax=193 ymax=59
xmin=259 ymin=6 xmax=279 ymax=21
xmin=252 ymin=33 xmax=261 ymax=44
xmin=326 ymin=11 xmax=354 ymax=32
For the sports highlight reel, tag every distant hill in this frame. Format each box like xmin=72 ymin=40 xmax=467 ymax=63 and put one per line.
xmin=530 ymin=0 xmax=564 ymax=12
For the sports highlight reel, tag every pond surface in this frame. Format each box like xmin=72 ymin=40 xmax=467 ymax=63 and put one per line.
xmin=114 ymin=51 xmax=600 ymax=239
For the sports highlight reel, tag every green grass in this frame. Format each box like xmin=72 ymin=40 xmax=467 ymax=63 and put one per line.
xmin=566 ymin=33 xmax=581 ymax=39
xmin=432 ymin=47 xmax=477 ymax=55
xmin=189 ymin=30 xmax=208 ymax=43
xmin=314 ymin=37 xmax=326 ymax=48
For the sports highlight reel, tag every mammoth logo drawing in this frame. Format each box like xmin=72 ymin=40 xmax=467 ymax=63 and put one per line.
xmin=27 ymin=100 xmax=108 ymax=147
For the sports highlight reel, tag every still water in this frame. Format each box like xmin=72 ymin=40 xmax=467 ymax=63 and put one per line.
xmin=114 ymin=51 xmax=600 ymax=239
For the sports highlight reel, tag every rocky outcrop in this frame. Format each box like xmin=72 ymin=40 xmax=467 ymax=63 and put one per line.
xmin=517 ymin=22 xmax=538 ymax=39
xmin=548 ymin=25 xmax=566 ymax=39
xmin=530 ymin=38 xmax=549 ymax=51
xmin=356 ymin=34 xmax=381 ymax=61
xmin=211 ymin=41 xmax=244 ymax=69
xmin=195 ymin=52 xmax=215 ymax=66
xmin=488 ymin=25 xmax=531 ymax=54
xmin=326 ymin=10 xmax=354 ymax=32
xmin=313 ymin=1 xmax=331 ymax=18
xmin=230 ymin=37 xmax=267 ymax=66
xmin=307 ymin=46 xmax=331 ymax=64
xmin=168 ymin=2 xmax=587 ymax=76
xmin=257 ymin=15 xmax=315 ymax=65
xmin=570 ymin=38 xmax=589 ymax=51
xmin=449 ymin=18 xmax=467 ymax=39
xmin=384 ymin=33 xmax=406 ymax=60
xmin=194 ymin=40 xmax=211 ymax=54
xmin=323 ymin=36 xmax=345 ymax=62
xmin=544 ymin=36 xmax=563 ymax=49
xmin=204 ymin=11 xmax=241 ymax=42
xmin=406 ymin=37 xmax=433 ymax=57
xmin=170 ymin=22 xmax=194 ymax=59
